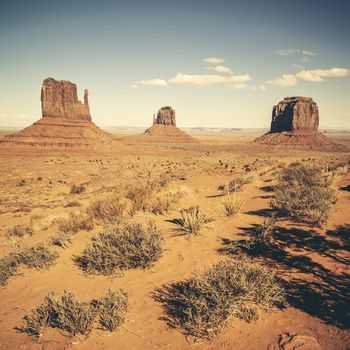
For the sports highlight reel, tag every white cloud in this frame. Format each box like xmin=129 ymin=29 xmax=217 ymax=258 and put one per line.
xmin=296 ymin=68 xmax=350 ymax=82
xmin=259 ymin=85 xmax=267 ymax=91
xmin=134 ymin=79 xmax=168 ymax=87
xmin=225 ymin=83 xmax=248 ymax=91
xmin=267 ymin=67 xmax=350 ymax=87
xmin=130 ymin=84 xmax=138 ymax=89
xmin=301 ymin=50 xmax=316 ymax=57
xmin=203 ymin=57 xmax=225 ymax=64
xmin=207 ymin=65 xmax=233 ymax=74
xmin=267 ymin=74 xmax=298 ymax=87
xmin=168 ymin=73 xmax=251 ymax=86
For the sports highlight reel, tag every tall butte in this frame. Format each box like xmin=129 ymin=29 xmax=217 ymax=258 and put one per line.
xmin=254 ymin=96 xmax=344 ymax=150
xmin=1 ymin=78 xmax=117 ymax=149
xmin=127 ymin=106 xmax=198 ymax=143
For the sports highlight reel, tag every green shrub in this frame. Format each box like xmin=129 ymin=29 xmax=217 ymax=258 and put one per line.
xmin=76 ymin=221 xmax=164 ymax=276
xmin=272 ymin=163 xmax=337 ymax=226
xmin=154 ymin=258 xmax=284 ymax=339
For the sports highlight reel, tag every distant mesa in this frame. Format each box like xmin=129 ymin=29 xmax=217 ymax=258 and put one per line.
xmin=0 ymin=77 xmax=117 ymax=149
xmin=127 ymin=106 xmax=198 ymax=143
xmin=255 ymin=96 xmax=344 ymax=150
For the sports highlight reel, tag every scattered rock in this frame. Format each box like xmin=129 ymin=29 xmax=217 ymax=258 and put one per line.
xmin=268 ymin=333 xmax=321 ymax=350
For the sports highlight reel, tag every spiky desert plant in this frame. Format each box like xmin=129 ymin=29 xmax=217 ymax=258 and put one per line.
xmin=222 ymin=193 xmax=243 ymax=216
xmin=176 ymin=206 xmax=210 ymax=234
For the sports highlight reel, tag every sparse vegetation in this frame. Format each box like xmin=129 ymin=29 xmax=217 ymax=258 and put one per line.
xmin=222 ymin=193 xmax=243 ymax=216
xmin=70 ymin=184 xmax=86 ymax=194
xmin=58 ymin=211 xmax=94 ymax=233
xmin=76 ymin=221 xmax=164 ymax=276
xmin=126 ymin=184 xmax=153 ymax=213
xmin=87 ymin=195 xmax=127 ymax=223
xmin=0 ymin=243 xmax=58 ymax=286
xmin=175 ymin=206 xmax=211 ymax=234
xmin=7 ymin=224 xmax=34 ymax=238
xmin=50 ymin=232 xmax=72 ymax=248
xmin=19 ymin=289 xmax=128 ymax=337
xmin=154 ymin=258 xmax=284 ymax=339
xmin=272 ymin=163 xmax=337 ymax=226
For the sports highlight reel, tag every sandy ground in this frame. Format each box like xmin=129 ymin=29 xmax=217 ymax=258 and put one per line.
xmin=0 ymin=130 xmax=349 ymax=350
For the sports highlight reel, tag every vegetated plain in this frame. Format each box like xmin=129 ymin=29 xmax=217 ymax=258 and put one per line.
xmin=0 ymin=130 xmax=349 ymax=350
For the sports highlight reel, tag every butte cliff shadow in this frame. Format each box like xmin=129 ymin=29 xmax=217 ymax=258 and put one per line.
xmin=218 ymin=224 xmax=350 ymax=329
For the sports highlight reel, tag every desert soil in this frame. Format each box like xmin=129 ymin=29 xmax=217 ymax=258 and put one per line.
xmin=0 ymin=131 xmax=349 ymax=350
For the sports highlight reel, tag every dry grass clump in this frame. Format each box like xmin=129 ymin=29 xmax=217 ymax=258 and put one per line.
xmin=70 ymin=184 xmax=86 ymax=194
xmin=126 ymin=184 xmax=153 ymax=213
xmin=154 ymin=258 xmax=284 ymax=339
xmin=19 ymin=289 xmax=128 ymax=337
xmin=7 ymin=224 xmax=34 ymax=238
xmin=58 ymin=212 xmax=94 ymax=234
xmin=0 ymin=243 xmax=58 ymax=286
xmin=150 ymin=191 xmax=182 ymax=215
xmin=76 ymin=221 xmax=164 ymax=276
xmin=222 ymin=193 xmax=243 ymax=216
xmin=272 ymin=163 xmax=337 ymax=227
xmin=175 ymin=206 xmax=211 ymax=234
xmin=87 ymin=195 xmax=127 ymax=223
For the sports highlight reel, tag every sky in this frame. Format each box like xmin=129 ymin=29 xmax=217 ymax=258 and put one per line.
xmin=0 ymin=0 xmax=349 ymax=129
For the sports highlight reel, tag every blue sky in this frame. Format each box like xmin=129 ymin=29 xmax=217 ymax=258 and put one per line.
xmin=0 ymin=0 xmax=349 ymax=128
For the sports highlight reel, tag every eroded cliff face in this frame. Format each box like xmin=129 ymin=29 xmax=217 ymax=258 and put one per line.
xmin=271 ymin=97 xmax=319 ymax=132
xmin=153 ymin=106 xmax=176 ymax=126
xmin=41 ymin=78 xmax=91 ymax=121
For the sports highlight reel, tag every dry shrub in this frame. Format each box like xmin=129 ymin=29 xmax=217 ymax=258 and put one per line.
xmin=98 ymin=289 xmax=128 ymax=331
xmin=70 ymin=184 xmax=86 ymax=194
xmin=154 ymin=258 xmax=284 ymax=339
xmin=50 ymin=232 xmax=72 ymax=248
xmin=0 ymin=254 xmax=20 ymax=286
xmin=0 ymin=243 xmax=58 ymax=286
xmin=227 ymin=217 xmax=276 ymax=255
xmin=126 ymin=184 xmax=153 ymax=213
xmin=222 ymin=193 xmax=243 ymax=216
xmin=76 ymin=221 xmax=164 ymax=276
xmin=87 ymin=195 xmax=127 ymax=223
xmin=58 ymin=212 xmax=94 ymax=234
xmin=175 ymin=206 xmax=211 ymax=234
xmin=7 ymin=224 xmax=34 ymax=238
xmin=19 ymin=289 xmax=128 ymax=337
xmin=150 ymin=191 xmax=182 ymax=215
xmin=272 ymin=163 xmax=337 ymax=227
xmin=19 ymin=243 xmax=59 ymax=269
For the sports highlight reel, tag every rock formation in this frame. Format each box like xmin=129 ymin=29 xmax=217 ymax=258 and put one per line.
xmin=0 ymin=78 xmax=119 ymax=150
xmin=255 ymin=96 xmax=344 ymax=150
xmin=270 ymin=97 xmax=319 ymax=132
xmin=153 ymin=106 xmax=176 ymax=126
xmin=126 ymin=106 xmax=198 ymax=144
xmin=41 ymin=78 xmax=91 ymax=121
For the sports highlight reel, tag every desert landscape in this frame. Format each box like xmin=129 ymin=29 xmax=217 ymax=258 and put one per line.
xmin=1 ymin=1 xmax=349 ymax=349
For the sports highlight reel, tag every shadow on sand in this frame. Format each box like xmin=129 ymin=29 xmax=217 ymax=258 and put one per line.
xmin=219 ymin=224 xmax=350 ymax=329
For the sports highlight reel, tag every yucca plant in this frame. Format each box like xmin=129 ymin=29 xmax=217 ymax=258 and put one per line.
xmin=176 ymin=206 xmax=209 ymax=234
xmin=222 ymin=193 xmax=243 ymax=216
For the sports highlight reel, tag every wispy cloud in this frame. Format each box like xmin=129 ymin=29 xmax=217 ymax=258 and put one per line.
xmin=203 ymin=57 xmax=225 ymax=64
xmin=274 ymin=49 xmax=316 ymax=57
xmin=267 ymin=74 xmax=298 ymax=87
xmin=134 ymin=79 xmax=168 ymax=87
xmin=168 ymin=73 xmax=251 ymax=86
xmin=267 ymin=67 xmax=350 ymax=87
xmin=206 ymin=65 xmax=233 ymax=74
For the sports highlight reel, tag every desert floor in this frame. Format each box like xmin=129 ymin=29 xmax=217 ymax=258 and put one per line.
xmin=0 ymin=130 xmax=349 ymax=350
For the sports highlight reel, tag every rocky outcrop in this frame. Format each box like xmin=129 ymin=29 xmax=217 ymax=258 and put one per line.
xmin=126 ymin=106 xmax=198 ymax=144
xmin=268 ymin=333 xmax=321 ymax=350
xmin=0 ymin=78 xmax=119 ymax=150
xmin=271 ymin=97 xmax=319 ymax=133
xmin=255 ymin=96 xmax=345 ymax=150
xmin=41 ymin=78 xmax=91 ymax=121
xmin=153 ymin=106 xmax=176 ymax=126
